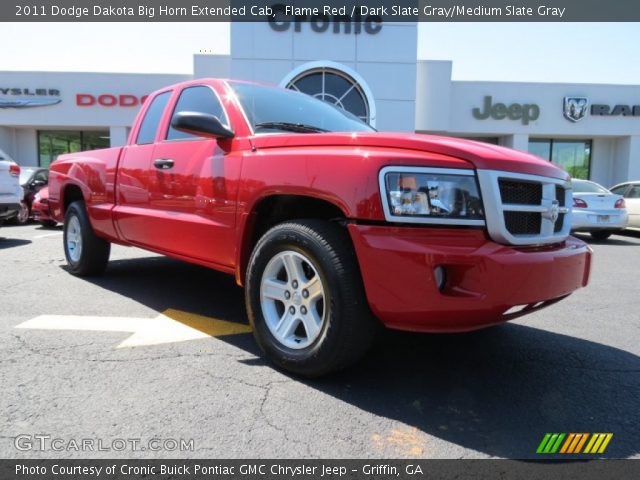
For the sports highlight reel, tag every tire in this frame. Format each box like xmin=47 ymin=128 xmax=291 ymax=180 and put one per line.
xmin=40 ymin=220 xmax=57 ymax=228
xmin=63 ymin=201 xmax=110 ymax=276
xmin=246 ymin=219 xmax=378 ymax=377
xmin=591 ymin=231 xmax=612 ymax=241
xmin=15 ymin=202 xmax=30 ymax=225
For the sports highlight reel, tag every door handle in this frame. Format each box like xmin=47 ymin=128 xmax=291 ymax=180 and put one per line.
xmin=154 ymin=158 xmax=174 ymax=170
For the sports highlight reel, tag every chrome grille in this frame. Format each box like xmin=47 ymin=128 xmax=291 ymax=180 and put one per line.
xmin=477 ymin=170 xmax=572 ymax=246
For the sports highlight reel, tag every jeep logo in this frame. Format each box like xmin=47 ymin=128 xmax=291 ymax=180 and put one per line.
xmin=472 ymin=96 xmax=540 ymax=125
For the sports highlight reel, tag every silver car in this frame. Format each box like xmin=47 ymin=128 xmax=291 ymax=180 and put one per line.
xmin=0 ymin=148 xmax=22 ymax=225
xmin=571 ymin=179 xmax=628 ymax=240
xmin=610 ymin=181 xmax=640 ymax=231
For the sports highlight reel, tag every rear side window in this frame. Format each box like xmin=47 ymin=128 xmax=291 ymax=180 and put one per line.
xmin=167 ymin=86 xmax=228 ymax=141
xmin=628 ymin=185 xmax=640 ymax=198
xmin=136 ymin=91 xmax=171 ymax=145
xmin=610 ymin=185 xmax=628 ymax=196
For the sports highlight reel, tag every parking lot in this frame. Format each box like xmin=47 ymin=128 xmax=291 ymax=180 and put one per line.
xmin=1 ymin=222 xmax=638 ymax=459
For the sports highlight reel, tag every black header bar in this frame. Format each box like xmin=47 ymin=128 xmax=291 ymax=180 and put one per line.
xmin=3 ymin=1 xmax=640 ymax=22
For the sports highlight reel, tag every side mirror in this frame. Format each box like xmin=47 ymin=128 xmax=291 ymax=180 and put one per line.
xmin=171 ymin=112 xmax=234 ymax=140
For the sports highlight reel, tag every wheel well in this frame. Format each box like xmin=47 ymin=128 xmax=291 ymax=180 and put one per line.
xmin=238 ymin=195 xmax=348 ymax=285
xmin=62 ymin=184 xmax=84 ymax=215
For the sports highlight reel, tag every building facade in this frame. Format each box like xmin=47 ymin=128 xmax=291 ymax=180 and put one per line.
xmin=1 ymin=21 xmax=638 ymax=187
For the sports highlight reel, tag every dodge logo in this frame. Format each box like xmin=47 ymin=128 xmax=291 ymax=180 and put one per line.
xmin=564 ymin=97 xmax=589 ymax=122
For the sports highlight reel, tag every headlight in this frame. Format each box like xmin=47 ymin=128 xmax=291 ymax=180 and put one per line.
xmin=379 ymin=166 xmax=485 ymax=225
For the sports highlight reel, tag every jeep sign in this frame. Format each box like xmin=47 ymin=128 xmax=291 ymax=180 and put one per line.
xmin=472 ymin=96 xmax=540 ymax=125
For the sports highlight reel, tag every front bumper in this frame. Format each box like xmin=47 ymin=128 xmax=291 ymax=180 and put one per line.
xmin=0 ymin=202 xmax=20 ymax=220
xmin=348 ymin=225 xmax=592 ymax=332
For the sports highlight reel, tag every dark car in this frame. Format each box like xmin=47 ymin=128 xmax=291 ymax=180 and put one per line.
xmin=31 ymin=186 xmax=57 ymax=227
xmin=10 ymin=167 xmax=48 ymax=224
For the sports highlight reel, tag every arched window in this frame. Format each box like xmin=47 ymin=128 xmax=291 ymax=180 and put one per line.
xmin=282 ymin=62 xmax=376 ymax=126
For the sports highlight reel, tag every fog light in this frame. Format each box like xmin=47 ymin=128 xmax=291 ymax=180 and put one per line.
xmin=433 ymin=266 xmax=446 ymax=291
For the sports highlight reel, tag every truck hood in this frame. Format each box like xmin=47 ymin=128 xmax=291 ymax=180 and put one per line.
xmin=251 ymin=132 xmax=569 ymax=180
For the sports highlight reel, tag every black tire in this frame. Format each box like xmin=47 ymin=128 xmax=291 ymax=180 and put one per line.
xmin=15 ymin=202 xmax=30 ymax=225
xmin=40 ymin=220 xmax=57 ymax=228
xmin=246 ymin=219 xmax=378 ymax=377
xmin=63 ymin=200 xmax=110 ymax=276
xmin=591 ymin=231 xmax=612 ymax=241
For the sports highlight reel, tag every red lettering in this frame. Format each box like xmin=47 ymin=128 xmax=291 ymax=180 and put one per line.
xmin=118 ymin=95 xmax=139 ymax=107
xmin=76 ymin=94 xmax=96 ymax=106
xmin=98 ymin=94 xmax=117 ymax=107
xmin=76 ymin=93 xmax=148 ymax=107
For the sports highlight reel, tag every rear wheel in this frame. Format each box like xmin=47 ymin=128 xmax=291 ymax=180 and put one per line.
xmin=63 ymin=201 xmax=110 ymax=276
xmin=590 ymin=231 xmax=612 ymax=241
xmin=246 ymin=220 xmax=378 ymax=377
xmin=15 ymin=202 xmax=30 ymax=225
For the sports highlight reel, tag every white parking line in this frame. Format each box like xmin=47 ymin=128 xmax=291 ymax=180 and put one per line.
xmin=33 ymin=232 xmax=63 ymax=239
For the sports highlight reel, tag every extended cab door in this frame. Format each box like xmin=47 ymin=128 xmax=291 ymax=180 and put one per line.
xmin=115 ymin=90 xmax=172 ymax=245
xmin=145 ymin=84 xmax=241 ymax=268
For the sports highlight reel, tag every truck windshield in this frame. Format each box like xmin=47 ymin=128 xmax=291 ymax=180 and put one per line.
xmin=228 ymin=81 xmax=375 ymax=134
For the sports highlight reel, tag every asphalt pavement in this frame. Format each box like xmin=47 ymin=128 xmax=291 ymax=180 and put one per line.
xmin=1 ymin=223 xmax=638 ymax=459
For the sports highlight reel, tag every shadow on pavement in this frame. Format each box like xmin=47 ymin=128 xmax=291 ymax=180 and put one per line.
xmin=0 ymin=237 xmax=32 ymax=249
xmin=79 ymin=255 xmax=639 ymax=459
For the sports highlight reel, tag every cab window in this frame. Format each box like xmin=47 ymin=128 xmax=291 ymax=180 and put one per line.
xmin=136 ymin=91 xmax=171 ymax=145
xmin=167 ymin=86 xmax=228 ymax=141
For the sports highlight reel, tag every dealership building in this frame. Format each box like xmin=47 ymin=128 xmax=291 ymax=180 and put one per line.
xmin=1 ymin=21 xmax=639 ymax=186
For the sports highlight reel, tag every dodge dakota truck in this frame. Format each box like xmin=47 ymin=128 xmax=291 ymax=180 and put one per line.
xmin=48 ymin=79 xmax=592 ymax=376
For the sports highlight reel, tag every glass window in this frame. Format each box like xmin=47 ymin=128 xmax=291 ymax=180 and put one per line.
xmin=528 ymin=140 xmax=551 ymax=161
xmin=627 ymin=185 xmax=640 ymax=198
xmin=610 ymin=185 xmax=628 ymax=196
xmin=229 ymin=81 xmax=375 ymax=134
xmin=286 ymin=68 xmax=370 ymax=124
xmin=572 ymin=179 xmax=607 ymax=194
xmin=136 ymin=91 xmax=171 ymax=145
xmin=167 ymin=86 xmax=228 ymax=141
xmin=38 ymin=130 xmax=110 ymax=167
xmin=528 ymin=139 xmax=591 ymax=179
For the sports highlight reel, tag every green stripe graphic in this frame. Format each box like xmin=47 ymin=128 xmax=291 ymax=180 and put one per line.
xmin=537 ymin=433 xmax=552 ymax=453
xmin=550 ymin=433 xmax=566 ymax=453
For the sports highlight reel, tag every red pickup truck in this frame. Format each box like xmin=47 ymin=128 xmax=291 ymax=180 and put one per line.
xmin=49 ymin=79 xmax=591 ymax=376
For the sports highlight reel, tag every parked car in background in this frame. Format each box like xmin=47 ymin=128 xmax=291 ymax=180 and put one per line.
xmin=9 ymin=167 xmax=49 ymax=224
xmin=571 ymin=179 xmax=627 ymax=240
xmin=610 ymin=181 xmax=640 ymax=231
xmin=31 ymin=187 xmax=57 ymax=227
xmin=0 ymin=149 xmax=22 ymax=226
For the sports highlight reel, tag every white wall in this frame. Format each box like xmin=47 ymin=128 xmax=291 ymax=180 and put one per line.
xmin=230 ymin=22 xmax=417 ymax=132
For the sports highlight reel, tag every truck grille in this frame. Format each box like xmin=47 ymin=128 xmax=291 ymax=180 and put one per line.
xmin=477 ymin=170 xmax=572 ymax=246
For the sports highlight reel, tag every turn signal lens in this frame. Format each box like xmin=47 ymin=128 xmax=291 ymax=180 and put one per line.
xmin=573 ymin=197 xmax=588 ymax=208
xmin=9 ymin=163 xmax=20 ymax=177
xmin=615 ymin=198 xmax=626 ymax=209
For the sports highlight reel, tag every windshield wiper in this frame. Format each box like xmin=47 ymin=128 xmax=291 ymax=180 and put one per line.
xmin=254 ymin=122 xmax=329 ymax=133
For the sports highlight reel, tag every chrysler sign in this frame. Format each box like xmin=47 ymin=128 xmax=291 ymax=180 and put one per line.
xmin=0 ymin=87 xmax=61 ymax=109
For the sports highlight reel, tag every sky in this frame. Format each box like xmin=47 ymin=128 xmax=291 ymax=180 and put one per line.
xmin=1 ymin=22 xmax=639 ymax=84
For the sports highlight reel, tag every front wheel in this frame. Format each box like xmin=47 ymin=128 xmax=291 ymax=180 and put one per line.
xmin=245 ymin=220 xmax=377 ymax=377
xmin=63 ymin=201 xmax=110 ymax=276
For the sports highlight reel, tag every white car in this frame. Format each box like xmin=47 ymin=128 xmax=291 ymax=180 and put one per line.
xmin=571 ymin=179 xmax=628 ymax=240
xmin=610 ymin=181 xmax=640 ymax=231
xmin=0 ymin=148 xmax=22 ymax=226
